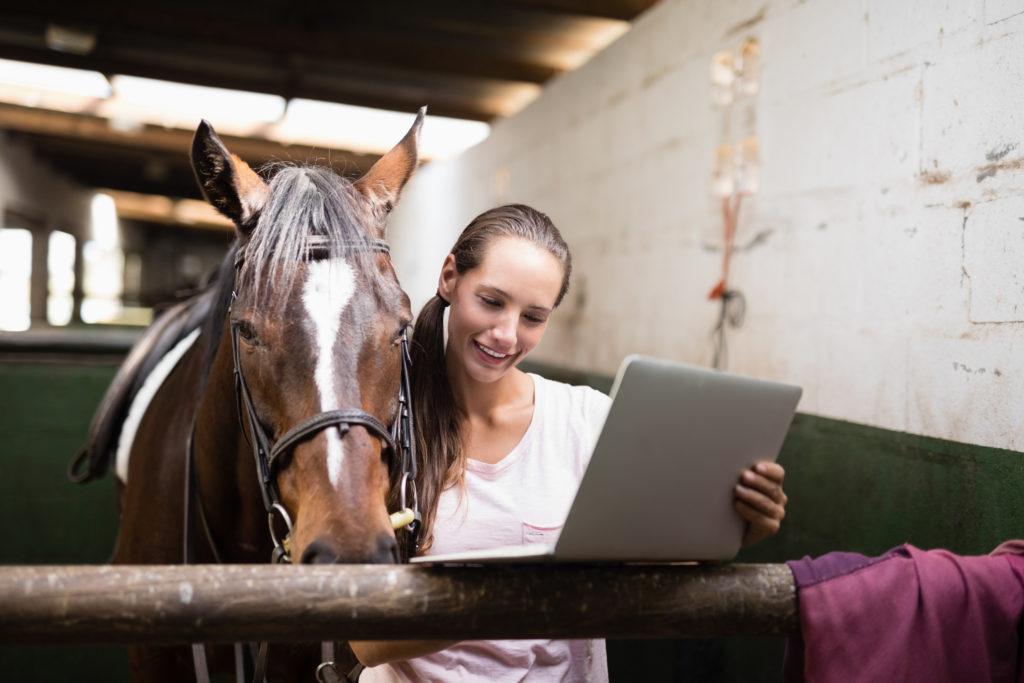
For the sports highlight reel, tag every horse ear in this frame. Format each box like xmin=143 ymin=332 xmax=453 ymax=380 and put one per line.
xmin=354 ymin=106 xmax=425 ymax=217
xmin=190 ymin=120 xmax=268 ymax=233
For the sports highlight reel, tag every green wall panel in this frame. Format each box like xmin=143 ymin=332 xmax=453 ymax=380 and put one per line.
xmin=0 ymin=361 xmax=127 ymax=681
xmin=742 ymin=413 xmax=1024 ymax=562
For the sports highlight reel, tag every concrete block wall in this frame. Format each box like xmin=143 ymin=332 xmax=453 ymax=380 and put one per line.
xmin=387 ymin=0 xmax=1024 ymax=452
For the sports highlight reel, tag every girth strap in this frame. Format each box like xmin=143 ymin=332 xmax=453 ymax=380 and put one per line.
xmin=267 ymin=409 xmax=397 ymax=472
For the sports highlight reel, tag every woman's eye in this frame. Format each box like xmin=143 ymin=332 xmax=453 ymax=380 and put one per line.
xmin=480 ymin=296 xmax=501 ymax=308
xmin=525 ymin=315 xmax=546 ymax=325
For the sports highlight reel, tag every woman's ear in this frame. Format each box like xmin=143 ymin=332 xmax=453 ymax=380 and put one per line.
xmin=437 ymin=253 xmax=458 ymax=302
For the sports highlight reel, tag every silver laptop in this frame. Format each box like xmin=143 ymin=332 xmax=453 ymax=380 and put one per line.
xmin=411 ymin=356 xmax=802 ymax=564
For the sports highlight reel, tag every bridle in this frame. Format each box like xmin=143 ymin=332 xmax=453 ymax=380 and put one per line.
xmin=228 ymin=235 xmax=421 ymax=563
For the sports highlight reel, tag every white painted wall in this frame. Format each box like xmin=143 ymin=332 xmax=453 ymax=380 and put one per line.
xmin=388 ymin=0 xmax=1024 ymax=452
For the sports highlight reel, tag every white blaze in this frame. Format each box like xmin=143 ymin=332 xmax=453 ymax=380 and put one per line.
xmin=302 ymin=258 xmax=357 ymax=488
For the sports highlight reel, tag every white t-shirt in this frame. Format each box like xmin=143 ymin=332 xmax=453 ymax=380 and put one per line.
xmin=362 ymin=373 xmax=612 ymax=682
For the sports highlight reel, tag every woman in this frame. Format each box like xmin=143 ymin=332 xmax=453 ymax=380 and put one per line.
xmin=354 ymin=205 xmax=788 ymax=681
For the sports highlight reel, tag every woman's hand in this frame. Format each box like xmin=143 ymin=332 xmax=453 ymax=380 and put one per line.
xmin=734 ymin=461 xmax=787 ymax=547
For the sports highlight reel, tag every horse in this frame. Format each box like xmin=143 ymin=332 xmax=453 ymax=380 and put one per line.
xmin=99 ymin=110 xmax=425 ymax=681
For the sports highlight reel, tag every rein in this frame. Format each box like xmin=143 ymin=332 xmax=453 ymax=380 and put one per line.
xmin=185 ymin=235 xmax=420 ymax=683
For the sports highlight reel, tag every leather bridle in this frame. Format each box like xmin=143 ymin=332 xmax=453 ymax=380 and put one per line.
xmin=228 ymin=235 xmax=421 ymax=563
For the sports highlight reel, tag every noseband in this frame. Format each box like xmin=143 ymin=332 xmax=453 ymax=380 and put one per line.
xmin=229 ymin=236 xmax=421 ymax=563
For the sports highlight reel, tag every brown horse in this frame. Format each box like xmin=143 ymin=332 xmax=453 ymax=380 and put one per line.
xmin=109 ymin=112 xmax=423 ymax=680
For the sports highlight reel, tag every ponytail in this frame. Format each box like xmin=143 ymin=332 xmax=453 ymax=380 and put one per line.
xmin=408 ymin=294 xmax=463 ymax=552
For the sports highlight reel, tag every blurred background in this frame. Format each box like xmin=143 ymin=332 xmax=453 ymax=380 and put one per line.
xmin=1 ymin=0 xmax=1023 ymax=680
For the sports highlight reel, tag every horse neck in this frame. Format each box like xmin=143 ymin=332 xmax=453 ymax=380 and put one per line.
xmin=192 ymin=322 xmax=272 ymax=563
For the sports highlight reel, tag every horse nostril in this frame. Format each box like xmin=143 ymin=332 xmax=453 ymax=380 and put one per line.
xmin=300 ymin=538 xmax=340 ymax=565
xmin=373 ymin=534 xmax=400 ymax=565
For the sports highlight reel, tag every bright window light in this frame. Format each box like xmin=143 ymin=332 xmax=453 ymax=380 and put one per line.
xmin=268 ymin=100 xmax=490 ymax=160
xmin=47 ymin=231 xmax=76 ymax=326
xmin=100 ymin=75 xmax=286 ymax=136
xmin=90 ymin=193 xmax=119 ymax=249
xmin=0 ymin=58 xmax=110 ymax=112
xmin=0 ymin=60 xmax=488 ymax=158
xmin=81 ymin=241 xmax=124 ymax=325
xmin=84 ymin=193 xmax=125 ymax=324
xmin=0 ymin=228 xmax=32 ymax=332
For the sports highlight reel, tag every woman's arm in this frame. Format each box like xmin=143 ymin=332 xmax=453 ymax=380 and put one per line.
xmin=349 ymin=640 xmax=459 ymax=668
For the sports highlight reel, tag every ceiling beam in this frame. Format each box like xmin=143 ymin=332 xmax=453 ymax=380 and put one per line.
xmin=510 ymin=0 xmax=660 ymax=21
xmin=11 ymin=132 xmax=208 ymax=198
xmin=0 ymin=5 xmax=562 ymax=84
xmin=0 ymin=104 xmax=384 ymax=199
xmin=0 ymin=104 xmax=379 ymax=169
xmin=107 ymin=190 xmax=233 ymax=232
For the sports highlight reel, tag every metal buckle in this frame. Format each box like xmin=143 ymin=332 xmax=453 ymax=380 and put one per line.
xmin=315 ymin=661 xmax=342 ymax=683
xmin=267 ymin=503 xmax=294 ymax=562
xmin=399 ymin=472 xmax=418 ymax=514
xmin=396 ymin=472 xmax=420 ymax=534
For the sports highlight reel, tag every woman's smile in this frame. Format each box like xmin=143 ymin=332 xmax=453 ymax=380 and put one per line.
xmin=472 ymin=339 xmax=514 ymax=366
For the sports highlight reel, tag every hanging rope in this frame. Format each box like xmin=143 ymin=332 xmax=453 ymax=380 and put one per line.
xmin=708 ymin=193 xmax=746 ymax=370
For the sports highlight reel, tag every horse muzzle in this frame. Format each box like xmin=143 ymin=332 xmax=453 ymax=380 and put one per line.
xmin=299 ymin=533 xmax=400 ymax=565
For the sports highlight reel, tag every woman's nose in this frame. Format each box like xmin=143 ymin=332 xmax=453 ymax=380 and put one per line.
xmin=492 ymin=318 xmax=517 ymax=347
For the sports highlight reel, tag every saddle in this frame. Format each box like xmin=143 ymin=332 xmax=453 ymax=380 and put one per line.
xmin=68 ymin=289 xmax=214 ymax=483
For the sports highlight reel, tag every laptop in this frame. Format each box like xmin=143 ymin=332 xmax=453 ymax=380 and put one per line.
xmin=410 ymin=356 xmax=802 ymax=564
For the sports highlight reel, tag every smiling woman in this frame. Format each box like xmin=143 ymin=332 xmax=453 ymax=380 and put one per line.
xmin=408 ymin=205 xmax=574 ymax=551
xmin=352 ymin=204 xmax=600 ymax=681
xmin=352 ymin=204 xmax=789 ymax=681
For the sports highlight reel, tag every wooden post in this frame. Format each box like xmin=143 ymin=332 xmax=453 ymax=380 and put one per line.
xmin=71 ymin=231 xmax=85 ymax=324
xmin=29 ymin=227 xmax=50 ymax=326
xmin=0 ymin=564 xmax=796 ymax=644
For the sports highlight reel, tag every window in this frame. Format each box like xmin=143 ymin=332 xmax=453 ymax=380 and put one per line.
xmin=47 ymin=230 xmax=76 ymax=326
xmin=81 ymin=193 xmax=124 ymax=324
xmin=0 ymin=228 xmax=32 ymax=331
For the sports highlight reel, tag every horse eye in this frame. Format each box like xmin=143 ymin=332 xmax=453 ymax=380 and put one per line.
xmin=236 ymin=320 xmax=258 ymax=342
xmin=388 ymin=323 xmax=407 ymax=345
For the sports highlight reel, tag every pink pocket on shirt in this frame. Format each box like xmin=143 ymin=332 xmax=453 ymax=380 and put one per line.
xmin=522 ymin=522 xmax=562 ymax=545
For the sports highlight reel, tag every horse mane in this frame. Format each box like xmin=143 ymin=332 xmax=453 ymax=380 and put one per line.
xmin=241 ymin=164 xmax=383 ymax=311
xmin=198 ymin=164 xmax=386 ymax=385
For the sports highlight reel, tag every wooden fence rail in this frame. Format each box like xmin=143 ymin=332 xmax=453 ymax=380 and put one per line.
xmin=0 ymin=563 xmax=796 ymax=644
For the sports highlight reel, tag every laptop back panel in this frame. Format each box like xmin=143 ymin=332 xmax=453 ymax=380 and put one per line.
xmin=553 ymin=357 xmax=801 ymax=562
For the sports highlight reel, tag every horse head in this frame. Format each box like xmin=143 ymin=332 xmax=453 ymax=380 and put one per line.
xmin=190 ymin=111 xmax=423 ymax=564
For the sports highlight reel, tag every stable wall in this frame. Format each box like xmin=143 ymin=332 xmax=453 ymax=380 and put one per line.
xmin=0 ymin=131 xmax=91 ymax=235
xmin=0 ymin=132 xmax=93 ymax=326
xmin=388 ymin=0 xmax=1024 ymax=454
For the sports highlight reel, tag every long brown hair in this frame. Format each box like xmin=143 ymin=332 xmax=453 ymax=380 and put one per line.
xmin=409 ymin=204 xmax=572 ymax=552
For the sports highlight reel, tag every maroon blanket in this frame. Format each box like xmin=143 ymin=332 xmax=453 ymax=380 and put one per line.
xmin=785 ymin=541 xmax=1024 ymax=682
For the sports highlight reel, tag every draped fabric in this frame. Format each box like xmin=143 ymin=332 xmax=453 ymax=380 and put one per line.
xmin=785 ymin=541 xmax=1024 ymax=682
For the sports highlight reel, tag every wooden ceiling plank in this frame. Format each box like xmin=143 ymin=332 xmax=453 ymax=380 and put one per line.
xmin=0 ymin=104 xmax=379 ymax=172
xmin=509 ymin=0 xmax=659 ymax=21
xmin=1 ymin=7 xmax=560 ymax=84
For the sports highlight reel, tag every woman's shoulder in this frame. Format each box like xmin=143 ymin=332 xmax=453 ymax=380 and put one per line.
xmin=531 ymin=373 xmax=611 ymax=426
